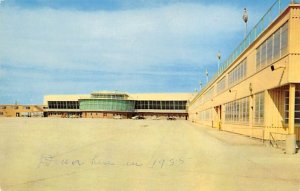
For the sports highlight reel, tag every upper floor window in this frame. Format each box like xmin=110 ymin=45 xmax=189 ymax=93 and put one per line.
xmin=217 ymin=77 xmax=226 ymax=94
xmin=48 ymin=101 xmax=79 ymax=109
xmin=135 ymin=100 xmax=187 ymax=110
xmin=203 ymin=87 xmax=215 ymax=104
xmin=256 ymin=22 xmax=288 ymax=70
xmin=228 ymin=59 xmax=247 ymax=87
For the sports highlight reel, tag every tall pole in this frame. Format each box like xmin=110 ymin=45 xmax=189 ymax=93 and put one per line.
xmin=199 ymin=80 xmax=202 ymax=90
xmin=243 ymin=8 xmax=248 ymax=39
xmin=217 ymin=51 xmax=221 ymax=70
xmin=205 ymin=69 xmax=208 ymax=84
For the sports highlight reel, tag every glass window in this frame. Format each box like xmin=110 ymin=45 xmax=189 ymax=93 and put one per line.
xmin=228 ymin=59 xmax=247 ymax=87
xmin=254 ymin=92 xmax=264 ymax=125
xmin=225 ymin=97 xmax=249 ymax=124
xmin=273 ymin=30 xmax=280 ymax=61
xmin=285 ymin=91 xmax=300 ymax=124
xmin=199 ymin=108 xmax=212 ymax=121
xmin=217 ymin=77 xmax=226 ymax=94
xmin=261 ymin=41 xmax=267 ymax=67
xmin=281 ymin=22 xmax=288 ymax=56
xmin=266 ymin=37 xmax=273 ymax=65
xmin=256 ymin=46 xmax=261 ymax=70
xmin=256 ymin=22 xmax=288 ymax=71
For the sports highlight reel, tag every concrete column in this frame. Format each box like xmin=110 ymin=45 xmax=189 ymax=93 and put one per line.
xmin=288 ymin=84 xmax=295 ymax=135
xmin=286 ymin=84 xmax=296 ymax=154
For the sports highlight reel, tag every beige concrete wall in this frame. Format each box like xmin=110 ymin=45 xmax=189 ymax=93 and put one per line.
xmin=288 ymin=6 xmax=300 ymax=82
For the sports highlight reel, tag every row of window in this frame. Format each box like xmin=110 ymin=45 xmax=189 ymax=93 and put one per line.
xmin=200 ymin=23 xmax=288 ymax=106
xmin=201 ymin=58 xmax=247 ymax=105
xmin=48 ymin=100 xmax=187 ymax=110
xmin=256 ymin=22 xmax=288 ymax=70
xmin=199 ymin=108 xmax=212 ymax=121
xmin=48 ymin=101 xmax=79 ymax=109
xmin=80 ymin=100 xmax=135 ymax=111
xmin=201 ymin=87 xmax=214 ymax=105
xmin=135 ymin=101 xmax=187 ymax=110
xmin=284 ymin=91 xmax=300 ymax=124
xmin=225 ymin=97 xmax=249 ymax=123
xmin=216 ymin=77 xmax=226 ymax=94
xmin=224 ymin=93 xmax=264 ymax=125
xmin=199 ymin=92 xmax=263 ymax=125
xmin=228 ymin=59 xmax=247 ymax=87
xmin=200 ymin=58 xmax=247 ymax=105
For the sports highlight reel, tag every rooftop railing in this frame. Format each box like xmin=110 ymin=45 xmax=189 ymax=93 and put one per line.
xmin=199 ymin=0 xmax=299 ymax=96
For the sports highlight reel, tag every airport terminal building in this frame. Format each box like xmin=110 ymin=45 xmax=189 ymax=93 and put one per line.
xmin=44 ymin=91 xmax=194 ymax=119
xmin=189 ymin=1 xmax=300 ymax=143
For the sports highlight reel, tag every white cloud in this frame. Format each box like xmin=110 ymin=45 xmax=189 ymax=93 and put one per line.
xmin=0 ymin=3 xmax=263 ymax=103
xmin=0 ymin=3 xmax=245 ymax=72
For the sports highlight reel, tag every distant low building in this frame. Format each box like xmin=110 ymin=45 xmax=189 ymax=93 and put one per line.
xmin=0 ymin=105 xmax=45 ymax=117
xmin=44 ymin=91 xmax=195 ymax=120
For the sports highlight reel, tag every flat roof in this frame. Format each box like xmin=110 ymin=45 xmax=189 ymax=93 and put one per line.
xmin=91 ymin=91 xmax=128 ymax=96
xmin=128 ymin=93 xmax=195 ymax=101
xmin=44 ymin=92 xmax=196 ymax=104
xmin=43 ymin=94 xmax=90 ymax=104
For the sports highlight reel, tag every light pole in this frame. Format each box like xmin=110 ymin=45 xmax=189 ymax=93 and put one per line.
xmin=217 ymin=51 xmax=221 ymax=70
xmin=199 ymin=80 xmax=202 ymax=90
xmin=243 ymin=8 xmax=248 ymax=39
xmin=205 ymin=68 xmax=208 ymax=84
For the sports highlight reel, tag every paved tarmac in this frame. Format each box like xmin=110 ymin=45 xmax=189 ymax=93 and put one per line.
xmin=0 ymin=118 xmax=299 ymax=191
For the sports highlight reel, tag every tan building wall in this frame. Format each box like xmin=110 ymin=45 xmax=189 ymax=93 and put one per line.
xmin=0 ymin=105 xmax=44 ymax=117
xmin=189 ymin=5 xmax=300 ymax=141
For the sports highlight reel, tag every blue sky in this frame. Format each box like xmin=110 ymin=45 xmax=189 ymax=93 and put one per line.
xmin=0 ymin=0 xmax=277 ymax=104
